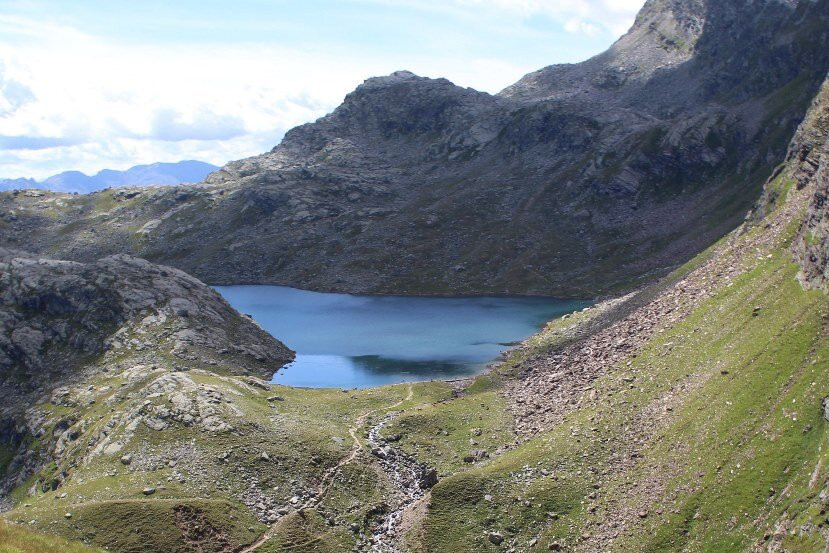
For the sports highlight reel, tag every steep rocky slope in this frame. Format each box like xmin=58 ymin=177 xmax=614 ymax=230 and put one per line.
xmin=0 ymin=251 xmax=292 ymax=386
xmin=2 ymin=0 xmax=828 ymax=296
xmin=792 ymin=88 xmax=829 ymax=292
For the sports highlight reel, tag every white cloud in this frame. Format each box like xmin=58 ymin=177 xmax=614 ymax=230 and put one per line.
xmin=454 ymin=0 xmax=642 ymax=36
xmin=0 ymin=19 xmax=541 ymax=178
xmin=0 ymin=1 xmax=644 ymax=179
xmin=0 ymin=26 xmax=381 ymax=177
xmin=0 ymin=67 xmax=35 ymax=117
xmin=147 ymin=109 xmax=248 ymax=142
xmin=564 ymin=18 xmax=601 ymax=36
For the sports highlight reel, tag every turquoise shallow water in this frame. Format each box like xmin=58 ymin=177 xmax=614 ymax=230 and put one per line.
xmin=215 ymin=285 xmax=590 ymax=389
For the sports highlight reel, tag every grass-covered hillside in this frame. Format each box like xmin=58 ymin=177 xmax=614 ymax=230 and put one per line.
xmin=0 ymin=79 xmax=827 ymax=552
xmin=0 ymin=519 xmax=102 ymax=553
xmin=1 ymin=59 xmax=827 ymax=553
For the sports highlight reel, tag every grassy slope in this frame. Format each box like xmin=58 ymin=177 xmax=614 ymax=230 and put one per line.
xmin=0 ymin=356 xmax=448 ymax=551
xmin=395 ymin=176 xmax=829 ymax=551
xmin=381 ymin=376 xmax=514 ymax=476
xmin=0 ymin=519 xmax=102 ymax=553
xmin=615 ymin=257 xmax=827 ymax=552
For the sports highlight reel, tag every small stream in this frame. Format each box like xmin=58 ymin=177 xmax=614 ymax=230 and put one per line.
xmin=364 ymin=412 xmax=436 ymax=552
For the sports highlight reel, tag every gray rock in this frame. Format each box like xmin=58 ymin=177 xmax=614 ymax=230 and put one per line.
xmin=419 ymin=467 xmax=438 ymax=489
xmin=6 ymin=0 xmax=829 ymax=302
xmin=2 ymin=2 xmax=827 ymax=298
xmin=0 ymin=251 xmax=294 ymax=384
xmin=790 ymin=80 xmax=829 ymax=293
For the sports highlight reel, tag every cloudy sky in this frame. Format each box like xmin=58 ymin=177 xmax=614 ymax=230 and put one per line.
xmin=0 ymin=0 xmax=645 ymax=179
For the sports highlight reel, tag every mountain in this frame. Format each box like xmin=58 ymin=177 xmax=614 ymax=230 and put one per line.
xmin=0 ymin=161 xmax=219 ymax=194
xmin=417 ymin=73 xmax=829 ymax=551
xmin=1 ymin=2 xmax=829 ymax=550
xmin=0 ymin=71 xmax=826 ymax=553
xmin=1 ymin=0 xmax=827 ymax=297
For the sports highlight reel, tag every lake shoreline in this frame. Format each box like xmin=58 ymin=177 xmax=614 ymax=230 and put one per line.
xmin=216 ymin=284 xmax=591 ymax=389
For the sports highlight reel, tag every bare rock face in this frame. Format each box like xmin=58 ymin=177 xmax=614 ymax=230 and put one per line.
xmin=2 ymin=0 xmax=829 ymax=297
xmin=789 ymin=78 xmax=829 ymax=292
xmin=0 ymin=250 xmax=293 ymax=386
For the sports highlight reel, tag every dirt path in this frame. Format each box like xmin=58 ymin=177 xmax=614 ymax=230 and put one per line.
xmin=240 ymin=384 xmax=414 ymax=553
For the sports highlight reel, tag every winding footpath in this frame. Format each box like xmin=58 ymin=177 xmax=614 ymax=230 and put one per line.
xmin=240 ymin=384 xmax=415 ymax=553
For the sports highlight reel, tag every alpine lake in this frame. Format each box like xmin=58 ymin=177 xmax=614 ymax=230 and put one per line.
xmin=216 ymin=285 xmax=590 ymax=389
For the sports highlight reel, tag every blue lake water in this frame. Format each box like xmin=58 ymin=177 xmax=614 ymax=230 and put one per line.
xmin=215 ymin=286 xmax=590 ymax=389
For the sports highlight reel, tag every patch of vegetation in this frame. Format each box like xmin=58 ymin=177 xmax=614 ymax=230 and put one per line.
xmin=412 ymin=241 xmax=829 ymax=550
xmin=0 ymin=444 xmax=16 ymax=479
xmin=261 ymin=509 xmax=352 ymax=552
xmin=382 ymin=384 xmax=513 ymax=475
xmin=23 ymin=499 xmax=263 ymax=553
xmin=0 ymin=519 xmax=102 ymax=553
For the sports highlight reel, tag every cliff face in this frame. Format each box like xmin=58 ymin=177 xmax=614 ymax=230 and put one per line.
xmin=791 ymin=78 xmax=829 ymax=291
xmin=1 ymin=0 xmax=828 ymax=296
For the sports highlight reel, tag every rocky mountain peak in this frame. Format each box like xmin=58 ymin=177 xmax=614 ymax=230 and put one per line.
xmin=2 ymin=0 xmax=828 ymax=299
xmin=498 ymin=0 xmax=706 ymax=101
xmin=359 ymin=69 xmax=424 ymax=88
xmin=500 ymin=0 xmax=816 ymax=103
xmin=629 ymin=0 xmax=706 ymax=39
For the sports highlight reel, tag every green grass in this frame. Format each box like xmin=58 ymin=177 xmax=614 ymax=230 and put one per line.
xmin=260 ymin=509 xmax=355 ymax=552
xmin=614 ymin=256 xmax=828 ymax=551
xmin=381 ymin=382 xmax=513 ymax=476
xmin=413 ymin=239 xmax=829 ymax=551
xmin=0 ymin=519 xmax=102 ymax=553
xmin=20 ymin=498 xmax=263 ymax=553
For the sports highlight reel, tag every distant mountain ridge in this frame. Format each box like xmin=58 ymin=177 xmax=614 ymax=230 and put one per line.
xmin=0 ymin=160 xmax=219 ymax=194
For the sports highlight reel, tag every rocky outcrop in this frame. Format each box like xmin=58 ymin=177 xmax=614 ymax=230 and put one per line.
xmin=2 ymin=0 xmax=828 ymax=296
xmin=0 ymin=251 xmax=293 ymax=505
xmin=790 ymin=77 xmax=829 ymax=291
xmin=0 ymin=250 xmax=293 ymax=391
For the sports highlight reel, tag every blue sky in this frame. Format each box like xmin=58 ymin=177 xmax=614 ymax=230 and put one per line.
xmin=0 ymin=0 xmax=644 ymax=179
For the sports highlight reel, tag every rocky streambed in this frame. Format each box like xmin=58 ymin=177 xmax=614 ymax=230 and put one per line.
xmin=363 ymin=412 xmax=438 ymax=552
